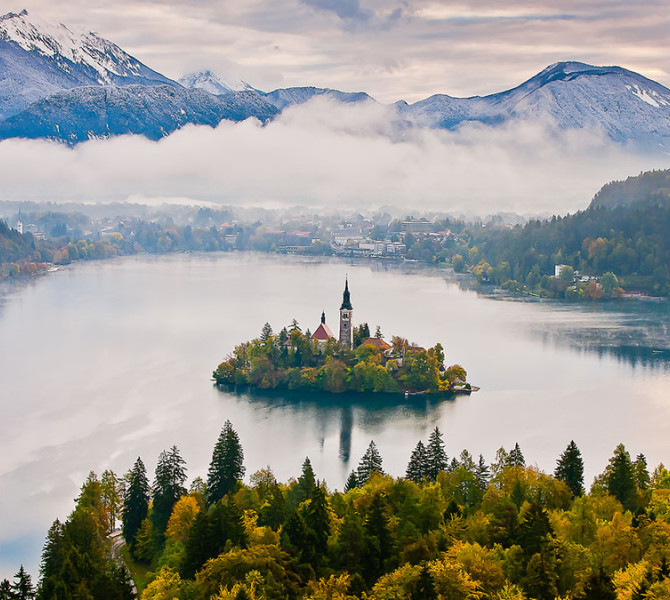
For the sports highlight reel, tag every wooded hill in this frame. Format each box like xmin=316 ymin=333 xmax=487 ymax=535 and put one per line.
xmin=23 ymin=421 xmax=670 ymax=600
xmin=590 ymin=169 xmax=670 ymax=209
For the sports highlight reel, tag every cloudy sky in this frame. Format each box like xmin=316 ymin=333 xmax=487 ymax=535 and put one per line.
xmin=18 ymin=0 xmax=670 ymax=102
xmin=2 ymin=0 xmax=669 ymax=215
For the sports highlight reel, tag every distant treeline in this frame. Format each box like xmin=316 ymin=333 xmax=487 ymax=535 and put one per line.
xmin=590 ymin=169 xmax=670 ymax=209
xmin=443 ymin=204 xmax=670 ymax=297
xmin=3 ymin=167 xmax=670 ymax=296
xmin=17 ymin=420 xmax=670 ymax=600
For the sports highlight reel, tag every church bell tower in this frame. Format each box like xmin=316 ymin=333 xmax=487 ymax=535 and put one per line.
xmin=339 ymin=277 xmax=353 ymax=348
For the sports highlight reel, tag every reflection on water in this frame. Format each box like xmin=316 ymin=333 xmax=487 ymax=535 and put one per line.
xmin=224 ymin=386 xmax=457 ymax=464
xmin=1 ymin=252 xmax=669 ymax=579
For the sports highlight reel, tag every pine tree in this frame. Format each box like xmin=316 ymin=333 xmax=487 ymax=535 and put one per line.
xmin=122 ymin=456 xmax=150 ymax=551
xmin=334 ymin=509 xmax=366 ymax=575
xmin=580 ymin=568 xmax=616 ymax=600
xmin=260 ymin=322 xmax=273 ymax=342
xmin=406 ymin=440 xmax=428 ymax=483
xmin=0 ymin=580 xmax=12 ymax=600
xmin=182 ymin=510 xmax=216 ymax=578
xmin=426 ymin=427 xmax=448 ymax=481
xmin=518 ymin=500 xmax=554 ymax=558
xmin=133 ymin=517 xmax=155 ymax=563
xmin=207 ymin=420 xmax=245 ymax=505
xmin=357 ymin=441 xmax=384 ymax=485
xmin=11 ymin=566 xmax=34 ymax=600
xmin=305 ymin=485 xmax=331 ymax=564
xmin=605 ymin=443 xmax=637 ymax=511
xmin=281 ymin=510 xmax=310 ymax=564
xmin=554 ymin=440 xmax=584 ymax=496
xmin=344 ymin=471 xmax=359 ymax=492
xmin=152 ymin=445 xmax=187 ymax=541
xmin=475 ymin=454 xmax=491 ymax=493
xmin=508 ymin=443 xmax=525 ymax=468
xmin=39 ymin=519 xmax=66 ymax=583
xmin=634 ymin=453 xmax=651 ymax=492
xmin=412 ymin=564 xmax=437 ymax=600
xmin=295 ymin=457 xmax=317 ymax=504
xmin=363 ymin=494 xmax=393 ymax=584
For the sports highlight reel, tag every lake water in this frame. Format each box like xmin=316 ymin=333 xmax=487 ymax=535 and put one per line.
xmin=1 ymin=252 xmax=669 ymax=578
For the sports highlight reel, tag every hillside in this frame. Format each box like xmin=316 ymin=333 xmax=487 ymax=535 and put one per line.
xmin=0 ymin=9 xmax=175 ymax=120
xmin=2 ymin=11 xmax=670 ymax=147
xmin=589 ymin=169 xmax=670 ymax=209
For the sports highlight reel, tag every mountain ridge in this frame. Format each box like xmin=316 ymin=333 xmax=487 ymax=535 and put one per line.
xmin=1 ymin=10 xmax=670 ymax=149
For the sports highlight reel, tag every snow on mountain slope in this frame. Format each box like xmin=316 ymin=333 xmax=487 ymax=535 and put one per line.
xmin=179 ymin=70 xmax=255 ymax=95
xmin=0 ymin=9 xmax=176 ymax=119
xmin=262 ymin=87 xmax=374 ymax=110
xmin=396 ymin=62 xmax=670 ymax=149
xmin=0 ymin=85 xmax=278 ymax=143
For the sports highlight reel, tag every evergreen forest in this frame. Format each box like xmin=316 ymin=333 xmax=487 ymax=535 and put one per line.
xmin=12 ymin=421 xmax=670 ymax=600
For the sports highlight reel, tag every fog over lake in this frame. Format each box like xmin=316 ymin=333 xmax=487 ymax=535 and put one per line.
xmin=1 ymin=252 xmax=669 ymax=578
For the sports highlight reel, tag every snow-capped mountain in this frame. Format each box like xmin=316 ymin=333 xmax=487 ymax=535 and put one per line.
xmin=396 ymin=62 xmax=670 ymax=149
xmin=0 ymin=85 xmax=278 ymax=143
xmin=261 ymin=87 xmax=373 ymax=110
xmin=0 ymin=9 xmax=175 ymax=119
xmin=1 ymin=9 xmax=670 ymax=151
xmin=178 ymin=70 xmax=255 ymax=95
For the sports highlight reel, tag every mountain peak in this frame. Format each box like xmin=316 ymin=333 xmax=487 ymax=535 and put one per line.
xmin=178 ymin=70 xmax=255 ymax=95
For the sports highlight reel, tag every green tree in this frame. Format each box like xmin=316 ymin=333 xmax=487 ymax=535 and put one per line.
xmin=554 ymin=440 xmax=584 ymax=497
xmin=634 ymin=453 xmax=651 ymax=493
xmin=411 ymin=564 xmax=437 ymax=600
xmin=38 ymin=520 xmax=66 ymax=586
xmin=406 ymin=441 xmax=428 ymax=484
xmin=475 ymin=454 xmax=491 ymax=495
xmin=508 ymin=443 xmax=525 ymax=468
xmin=152 ymin=445 xmax=187 ymax=542
xmin=122 ymin=457 xmax=150 ymax=551
xmin=605 ymin=443 xmax=638 ymax=511
xmin=11 ymin=566 xmax=34 ymax=600
xmin=294 ymin=457 xmax=317 ymax=506
xmin=352 ymin=323 xmax=370 ymax=348
xmin=344 ymin=471 xmax=358 ymax=492
xmin=363 ymin=494 xmax=394 ymax=584
xmin=452 ymin=254 xmax=465 ymax=273
xmin=305 ymin=485 xmax=331 ymax=565
xmin=208 ymin=420 xmax=245 ymax=505
xmin=600 ymin=272 xmax=619 ymax=298
xmin=100 ymin=469 xmax=122 ymax=533
xmin=357 ymin=441 xmax=384 ymax=485
xmin=579 ymin=568 xmax=616 ymax=600
xmin=426 ymin=428 xmax=448 ymax=482
xmin=260 ymin=322 xmax=273 ymax=342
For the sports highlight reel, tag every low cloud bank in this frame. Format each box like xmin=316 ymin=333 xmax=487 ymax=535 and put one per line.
xmin=1 ymin=98 xmax=667 ymax=216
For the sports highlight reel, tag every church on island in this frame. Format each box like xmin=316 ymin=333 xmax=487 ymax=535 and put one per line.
xmin=310 ymin=278 xmax=391 ymax=351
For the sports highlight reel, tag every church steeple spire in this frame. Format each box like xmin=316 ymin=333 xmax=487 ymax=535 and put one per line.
xmin=339 ymin=277 xmax=353 ymax=348
xmin=340 ymin=277 xmax=352 ymax=310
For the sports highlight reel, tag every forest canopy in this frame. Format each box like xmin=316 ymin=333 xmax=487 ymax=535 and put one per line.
xmin=22 ymin=422 xmax=670 ymax=600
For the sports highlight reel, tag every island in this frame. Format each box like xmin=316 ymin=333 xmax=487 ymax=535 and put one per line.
xmin=213 ymin=279 xmax=474 ymax=396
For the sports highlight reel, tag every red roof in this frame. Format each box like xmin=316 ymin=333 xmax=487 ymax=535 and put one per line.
xmin=312 ymin=322 xmax=334 ymax=340
xmin=358 ymin=337 xmax=391 ymax=350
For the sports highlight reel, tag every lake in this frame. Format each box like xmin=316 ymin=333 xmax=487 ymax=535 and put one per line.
xmin=1 ymin=252 xmax=669 ymax=578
